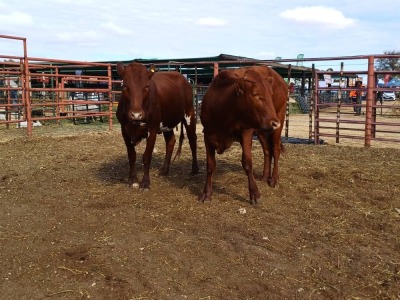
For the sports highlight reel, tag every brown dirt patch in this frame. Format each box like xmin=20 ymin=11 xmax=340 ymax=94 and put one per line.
xmin=0 ymin=124 xmax=399 ymax=299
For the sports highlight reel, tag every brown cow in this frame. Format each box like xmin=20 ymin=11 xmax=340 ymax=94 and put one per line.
xmin=199 ymin=66 xmax=285 ymax=204
xmin=116 ymin=62 xmax=199 ymax=190
xmin=252 ymin=66 xmax=288 ymax=188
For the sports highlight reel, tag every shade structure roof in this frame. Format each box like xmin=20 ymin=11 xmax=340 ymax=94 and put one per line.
xmin=101 ymin=53 xmax=314 ymax=84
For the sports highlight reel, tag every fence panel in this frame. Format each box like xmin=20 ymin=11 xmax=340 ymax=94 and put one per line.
xmin=314 ymin=69 xmax=400 ymax=146
xmin=0 ymin=56 xmax=115 ymax=136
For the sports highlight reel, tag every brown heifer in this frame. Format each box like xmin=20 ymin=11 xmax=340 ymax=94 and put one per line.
xmin=116 ymin=62 xmax=199 ymax=190
xmin=252 ymin=66 xmax=288 ymax=187
xmin=199 ymin=66 xmax=284 ymax=204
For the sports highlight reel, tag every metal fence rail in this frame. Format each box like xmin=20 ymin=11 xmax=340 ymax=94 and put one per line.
xmin=314 ymin=65 xmax=400 ymax=146
xmin=0 ymin=35 xmax=117 ymax=137
xmin=1 ymin=34 xmax=400 ymax=147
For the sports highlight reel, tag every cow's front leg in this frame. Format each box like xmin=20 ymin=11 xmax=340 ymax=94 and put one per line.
xmin=160 ymin=130 xmax=175 ymax=176
xmin=257 ymin=131 xmax=272 ymax=184
xmin=122 ymin=129 xmax=139 ymax=188
xmin=241 ymin=129 xmax=260 ymax=204
xmin=140 ymin=130 xmax=157 ymax=190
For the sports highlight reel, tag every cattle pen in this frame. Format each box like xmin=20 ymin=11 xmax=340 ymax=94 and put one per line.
xmin=1 ymin=35 xmax=400 ymax=299
xmin=1 ymin=34 xmax=400 ymax=148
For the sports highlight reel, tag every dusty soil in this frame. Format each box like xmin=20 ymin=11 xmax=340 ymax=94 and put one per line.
xmin=0 ymin=121 xmax=400 ymax=300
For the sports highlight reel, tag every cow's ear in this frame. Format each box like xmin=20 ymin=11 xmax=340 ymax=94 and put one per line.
xmin=116 ymin=62 xmax=124 ymax=77
xmin=264 ymin=76 xmax=274 ymax=94
xmin=148 ymin=64 xmax=156 ymax=78
xmin=265 ymin=76 xmax=274 ymax=86
xmin=235 ymin=78 xmax=245 ymax=96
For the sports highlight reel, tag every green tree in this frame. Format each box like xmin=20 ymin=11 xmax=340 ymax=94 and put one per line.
xmin=375 ymin=50 xmax=400 ymax=71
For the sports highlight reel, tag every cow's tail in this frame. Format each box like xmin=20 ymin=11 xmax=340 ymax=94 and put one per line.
xmin=172 ymin=122 xmax=185 ymax=163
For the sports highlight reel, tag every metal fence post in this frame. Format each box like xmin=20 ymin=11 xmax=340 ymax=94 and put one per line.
xmin=365 ymin=56 xmax=375 ymax=147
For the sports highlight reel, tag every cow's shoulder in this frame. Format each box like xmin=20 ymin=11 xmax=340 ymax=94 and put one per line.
xmin=152 ymin=71 xmax=189 ymax=88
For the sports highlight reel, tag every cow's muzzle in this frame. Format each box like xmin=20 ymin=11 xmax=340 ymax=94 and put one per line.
xmin=262 ymin=120 xmax=281 ymax=131
xmin=271 ymin=120 xmax=281 ymax=130
xmin=129 ymin=110 xmax=144 ymax=121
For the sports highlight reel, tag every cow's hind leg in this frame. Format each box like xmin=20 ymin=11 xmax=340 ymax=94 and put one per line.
xmin=199 ymin=139 xmax=216 ymax=202
xmin=160 ymin=130 xmax=176 ymax=176
xmin=184 ymin=113 xmax=199 ymax=175
xmin=269 ymin=132 xmax=283 ymax=187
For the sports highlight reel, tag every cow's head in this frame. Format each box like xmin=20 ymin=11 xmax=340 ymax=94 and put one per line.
xmin=235 ymin=69 xmax=280 ymax=131
xmin=116 ymin=62 xmax=156 ymax=123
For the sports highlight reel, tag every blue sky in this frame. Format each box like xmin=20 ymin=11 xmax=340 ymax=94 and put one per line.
xmin=0 ymin=0 xmax=399 ymax=71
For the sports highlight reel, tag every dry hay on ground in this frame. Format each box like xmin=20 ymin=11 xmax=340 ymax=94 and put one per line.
xmin=0 ymin=129 xmax=399 ymax=299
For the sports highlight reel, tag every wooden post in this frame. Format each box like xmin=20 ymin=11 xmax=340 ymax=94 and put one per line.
xmin=21 ymin=48 xmax=33 ymax=138
xmin=314 ymin=70 xmax=319 ymax=145
xmin=285 ymin=64 xmax=291 ymax=139
xmin=213 ymin=62 xmax=219 ymax=78
xmin=107 ymin=64 xmax=113 ymax=131
xmin=335 ymin=62 xmax=344 ymax=144
xmin=365 ymin=56 xmax=375 ymax=147
xmin=309 ymin=64 xmax=315 ymax=142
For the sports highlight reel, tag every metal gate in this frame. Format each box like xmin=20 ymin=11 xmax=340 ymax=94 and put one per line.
xmin=0 ymin=35 xmax=118 ymax=137
xmin=313 ymin=59 xmax=400 ymax=147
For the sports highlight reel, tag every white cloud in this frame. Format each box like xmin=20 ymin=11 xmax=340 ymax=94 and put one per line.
xmin=279 ymin=6 xmax=356 ymax=29
xmin=101 ymin=21 xmax=132 ymax=35
xmin=0 ymin=11 xmax=33 ymax=26
xmin=42 ymin=0 xmax=95 ymax=4
xmin=0 ymin=1 xmax=398 ymax=62
xmin=197 ymin=17 xmax=227 ymax=27
xmin=55 ymin=31 xmax=101 ymax=42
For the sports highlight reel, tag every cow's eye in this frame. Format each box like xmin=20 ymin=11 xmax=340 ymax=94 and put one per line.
xmin=143 ymin=86 xmax=149 ymax=92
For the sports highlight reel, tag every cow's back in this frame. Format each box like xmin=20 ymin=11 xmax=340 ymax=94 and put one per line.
xmin=200 ymin=70 xmax=238 ymax=131
xmin=151 ymin=71 xmax=193 ymax=126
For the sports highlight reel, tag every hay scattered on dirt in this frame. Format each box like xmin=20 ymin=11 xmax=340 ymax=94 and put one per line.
xmin=0 ymin=127 xmax=399 ymax=299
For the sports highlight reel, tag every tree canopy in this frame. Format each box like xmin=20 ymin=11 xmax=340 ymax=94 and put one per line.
xmin=375 ymin=50 xmax=400 ymax=71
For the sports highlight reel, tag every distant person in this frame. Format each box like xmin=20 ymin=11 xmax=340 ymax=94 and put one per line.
xmin=377 ymin=91 xmax=383 ymax=105
xmin=326 ymin=83 xmax=332 ymax=100
xmin=289 ymin=82 xmax=295 ymax=94
xmin=9 ymin=79 xmax=19 ymax=112
xmin=350 ymin=81 xmax=362 ymax=115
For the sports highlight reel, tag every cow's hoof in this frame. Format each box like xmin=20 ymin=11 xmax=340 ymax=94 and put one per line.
xmin=130 ymin=183 xmax=139 ymax=189
xmin=198 ymin=194 xmax=211 ymax=202
xmin=250 ymin=197 xmax=261 ymax=205
xmin=191 ymin=166 xmax=200 ymax=175
xmin=159 ymin=170 xmax=169 ymax=176
xmin=268 ymin=178 xmax=277 ymax=187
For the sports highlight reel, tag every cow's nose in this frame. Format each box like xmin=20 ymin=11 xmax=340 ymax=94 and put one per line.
xmin=130 ymin=111 xmax=143 ymax=120
xmin=271 ymin=120 xmax=281 ymax=130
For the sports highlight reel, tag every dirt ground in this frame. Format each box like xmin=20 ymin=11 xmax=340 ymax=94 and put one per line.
xmin=0 ymin=119 xmax=400 ymax=300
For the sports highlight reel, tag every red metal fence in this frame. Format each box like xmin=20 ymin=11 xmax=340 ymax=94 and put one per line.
xmin=1 ymin=34 xmax=400 ymax=147
xmin=313 ymin=57 xmax=400 ymax=146
xmin=0 ymin=35 xmax=120 ymax=137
